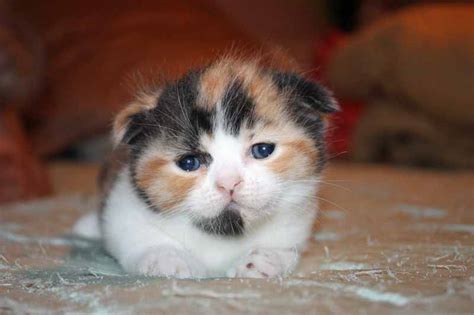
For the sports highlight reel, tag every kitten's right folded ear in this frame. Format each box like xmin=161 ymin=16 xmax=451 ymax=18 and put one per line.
xmin=112 ymin=91 xmax=160 ymax=146
xmin=272 ymin=72 xmax=340 ymax=114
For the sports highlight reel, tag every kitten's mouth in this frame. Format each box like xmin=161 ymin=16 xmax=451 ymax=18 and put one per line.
xmin=194 ymin=202 xmax=244 ymax=237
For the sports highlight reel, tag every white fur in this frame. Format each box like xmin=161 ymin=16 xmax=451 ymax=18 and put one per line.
xmin=76 ymin=126 xmax=319 ymax=278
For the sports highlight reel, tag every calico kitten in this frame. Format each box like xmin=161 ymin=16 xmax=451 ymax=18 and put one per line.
xmin=74 ymin=57 xmax=338 ymax=278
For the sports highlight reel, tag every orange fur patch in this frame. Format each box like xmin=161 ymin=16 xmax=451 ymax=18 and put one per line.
xmin=135 ymin=158 xmax=168 ymax=189
xmin=269 ymin=140 xmax=318 ymax=178
xmin=198 ymin=60 xmax=232 ymax=110
xmin=160 ymin=175 xmax=197 ymax=210
xmin=268 ymin=149 xmax=295 ymax=175
xmin=286 ymin=140 xmax=319 ymax=163
xmin=233 ymin=62 xmax=285 ymax=122
xmin=136 ymin=157 xmax=197 ymax=211
xmin=248 ymin=76 xmax=284 ymax=122
xmin=198 ymin=58 xmax=285 ymax=122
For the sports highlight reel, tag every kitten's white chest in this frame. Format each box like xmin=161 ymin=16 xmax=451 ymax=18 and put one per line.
xmin=154 ymin=215 xmax=252 ymax=276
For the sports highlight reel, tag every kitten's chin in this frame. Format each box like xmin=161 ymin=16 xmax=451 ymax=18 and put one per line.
xmin=191 ymin=200 xmax=271 ymax=237
xmin=193 ymin=206 xmax=244 ymax=237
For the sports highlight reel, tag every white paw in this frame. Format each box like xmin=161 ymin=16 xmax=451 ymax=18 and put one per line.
xmin=227 ymin=248 xmax=298 ymax=278
xmin=133 ymin=247 xmax=206 ymax=278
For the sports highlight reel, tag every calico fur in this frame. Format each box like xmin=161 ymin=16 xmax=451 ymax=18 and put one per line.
xmin=74 ymin=57 xmax=338 ymax=278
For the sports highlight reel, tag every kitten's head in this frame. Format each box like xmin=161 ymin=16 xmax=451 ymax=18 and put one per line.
xmin=114 ymin=58 xmax=338 ymax=236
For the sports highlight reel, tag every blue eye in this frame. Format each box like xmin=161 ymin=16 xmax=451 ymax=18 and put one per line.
xmin=251 ymin=143 xmax=275 ymax=159
xmin=177 ymin=155 xmax=201 ymax=172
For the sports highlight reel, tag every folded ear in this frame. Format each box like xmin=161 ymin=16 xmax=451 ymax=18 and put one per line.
xmin=272 ymin=72 xmax=340 ymax=114
xmin=112 ymin=91 xmax=160 ymax=146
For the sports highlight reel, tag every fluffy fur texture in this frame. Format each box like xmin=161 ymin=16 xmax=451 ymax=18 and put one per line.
xmin=74 ymin=57 xmax=338 ymax=278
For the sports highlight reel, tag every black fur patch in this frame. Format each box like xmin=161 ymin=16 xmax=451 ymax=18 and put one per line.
xmin=195 ymin=208 xmax=245 ymax=237
xmin=124 ymin=69 xmax=210 ymax=153
xmin=221 ymin=80 xmax=256 ymax=135
xmin=127 ymin=69 xmax=214 ymax=208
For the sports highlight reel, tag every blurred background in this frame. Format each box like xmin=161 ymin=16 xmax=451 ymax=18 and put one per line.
xmin=0 ymin=0 xmax=473 ymax=203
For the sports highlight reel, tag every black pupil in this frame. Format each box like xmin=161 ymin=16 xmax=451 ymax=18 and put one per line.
xmin=260 ymin=146 xmax=269 ymax=155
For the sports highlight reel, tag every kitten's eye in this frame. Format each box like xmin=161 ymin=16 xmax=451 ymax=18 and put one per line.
xmin=177 ymin=155 xmax=201 ymax=172
xmin=251 ymin=143 xmax=275 ymax=159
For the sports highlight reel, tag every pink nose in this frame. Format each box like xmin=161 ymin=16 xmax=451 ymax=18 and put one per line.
xmin=216 ymin=175 xmax=242 ymax=195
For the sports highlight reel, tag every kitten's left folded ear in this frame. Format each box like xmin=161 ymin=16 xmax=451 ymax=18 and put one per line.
xmin=112 ymin=90 xmax=161 ymax=146
xmin=273 ymin=72 xmax=340 ymax=114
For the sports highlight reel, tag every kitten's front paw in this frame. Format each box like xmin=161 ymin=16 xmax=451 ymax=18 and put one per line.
xmin=134 ymin=246 xmax=206 ymax=278
xmin=227 ymin=248 xmax=297 ymax=278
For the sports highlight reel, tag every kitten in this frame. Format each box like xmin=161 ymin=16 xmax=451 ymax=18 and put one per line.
xmin=74 ymin=57 xmax=338 ymax=278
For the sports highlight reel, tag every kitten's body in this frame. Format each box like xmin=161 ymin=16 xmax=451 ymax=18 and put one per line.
xmin=75 ymin=57 xmax=337 ymax=278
